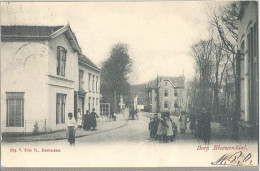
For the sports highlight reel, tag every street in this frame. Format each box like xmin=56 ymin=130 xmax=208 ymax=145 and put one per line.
xmin=1 ymin=110 xmax=250 ymax=146
xmin=2 ymin=110 xmax=258 ymax=167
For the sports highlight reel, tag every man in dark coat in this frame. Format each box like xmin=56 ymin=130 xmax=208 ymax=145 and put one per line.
xmin=201 ymin=108 xmax=211 ymax=144
xmin=153 ymin=114 xmax=160 ymax=140
xmin=83 ymin=110 xmax=91 ymax=131
xmin=90 ymin=108 xmax=99 ymax=130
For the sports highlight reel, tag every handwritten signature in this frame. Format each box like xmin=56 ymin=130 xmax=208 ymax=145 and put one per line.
xmin=211 ymin=151 xmax=253 ymax=166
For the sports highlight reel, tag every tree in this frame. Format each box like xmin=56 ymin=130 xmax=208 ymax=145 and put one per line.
xmin=101 ymin=43 xmax=132 ymax=113
xmin=208 ymin=2 xmax=239 ymax=138
xmin=191 ymin=39 xmax=214 ymax=111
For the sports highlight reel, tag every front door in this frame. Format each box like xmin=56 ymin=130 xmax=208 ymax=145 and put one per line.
xmin=78 ymin=97 xmax=84 ymax=116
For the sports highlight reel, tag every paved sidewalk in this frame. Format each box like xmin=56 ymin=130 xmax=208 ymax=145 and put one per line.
xmin=2 ymin=113 xmax=128 ymax=142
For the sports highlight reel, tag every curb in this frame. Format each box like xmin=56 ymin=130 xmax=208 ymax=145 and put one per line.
xmin=2 ymin=120 xmax=128 ymax=143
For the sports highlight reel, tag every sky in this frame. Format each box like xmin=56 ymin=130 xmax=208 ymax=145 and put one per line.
xmin=1 ymin=1 xmax=220 ymax=84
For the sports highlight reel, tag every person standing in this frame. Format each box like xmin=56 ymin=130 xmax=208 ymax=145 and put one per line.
xmin=161 ymin=114 xmax=168 ymax=142
xmin=83 ymin=110 xmax=90 ymax=130
xmin=77 ymin=109 xmax=83 ymax=128
xmin=179 ymin=111 xmax=188 ymax=134
xmin=189 ymin=114 xmax=196 ymax=134
xmin=90 ymin=108 xmax=99 ymax=130
xmin=201 ymin=108 xmax=211 ymax=144
xmin=153 ymin=114 xmax=160 ymax=140
xmin=66 ymin=112 xmax=78 ymax=146
xmin=166 ymin=114 xmax=173 ymax=142
xmin=149 ymin=119 xmax=155 ymax=139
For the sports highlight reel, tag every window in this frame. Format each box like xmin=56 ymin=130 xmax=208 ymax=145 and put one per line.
xmin=93 ymin=97 xmax=95 ymax=110
xmin=6 ymin=92 xmax=24 ymax=127
xmin=174 ymin=90 xmax=178 ymax=97
xmin=247 ymin=23 xmax=258 ymax=122
xmin=92 ymin=75 xmax=95 ymax=92
xmin=57 ymin=47 xmax=67 ymax=76
xmin=164 ymin=101 xmax=168 ymax=108
xmin=164 ymin=89 xmax=168 ymax=97
xmin=96 ymin=76 xmax=98 ymax=93
xmin=96 ymin=98 xmax=99 ymax=111
xmin=174 ymin=101 xmax=178 ymax=108
xmin=79 ymin=70 xmax=84 ymax=90
xmin=165 ymin=82 xmax=167 ymax=86
xmin=56 ymin=93 xmax=66 ymax=124
xmin=88 ymin=97 xmax=91 ymax=110
xmin=88 ymin=73 xmax=91 ymax=91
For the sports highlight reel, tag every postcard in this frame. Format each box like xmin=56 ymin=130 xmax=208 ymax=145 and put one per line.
xmin=1 ymin=1 xmax=259 ymax=169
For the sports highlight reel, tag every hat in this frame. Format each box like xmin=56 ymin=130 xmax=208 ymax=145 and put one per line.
xmin=68 ymin=112 xmax=73 ymax=117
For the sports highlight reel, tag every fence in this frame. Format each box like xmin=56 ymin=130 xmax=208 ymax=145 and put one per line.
xmin=1 ymin=119 xmax=47 ymax=136
xmin=100 ymin=103 xmax=111 ymax=122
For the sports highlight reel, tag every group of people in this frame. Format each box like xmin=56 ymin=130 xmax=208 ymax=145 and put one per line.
xmin=149 ymin=112 xmax=177 ymax=143
xmin=178 ymin=108 xmax=212 ymax=144
xmin=194 ymin=108 xmax=212 ymax=144
xmin=129 ymin=107 xmax=138 ymax=120
xmin=66 ymin=108 xmax=99 ymax=145
xmin=148 ymin=108 xmax=211 ymax=144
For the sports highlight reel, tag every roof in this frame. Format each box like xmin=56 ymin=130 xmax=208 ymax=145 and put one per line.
xmin=79 ymin=55 xmax=100 ymax=71
xmin=1 ymin=25 xmax=81 ymax=53
xmin=147 ymin=76 xmax=185 ymax=89
xmin=1 ymin=25 xmax=63 ymax=37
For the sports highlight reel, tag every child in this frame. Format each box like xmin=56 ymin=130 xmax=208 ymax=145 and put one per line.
xmin=149 ymin=119 xmax=157 ymax=139
xmin=172 ymin=121 xmax=178 ymax=139
xmin=112 ymin=112 xmax=117 ymax=121
xmin=153 ymin=115 xmax=160 ymax=140
xmin=66 ymin=112 xmax=78 ymax=146
xmin=166 ymin=115 xmax=173 ymax=142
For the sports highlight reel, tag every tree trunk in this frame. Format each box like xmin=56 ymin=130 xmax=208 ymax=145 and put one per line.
xmin=114 ymin=89 xmax=117 ymax=113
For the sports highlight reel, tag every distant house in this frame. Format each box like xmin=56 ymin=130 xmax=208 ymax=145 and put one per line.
xmin=145 ymin=76 xmax=185 ymax=115
xmin=130 ymin=83 xmax=147 ymax=111
xmin=1 ymin=25 xmax=100 ymax=134
xmin=237 ymin=1 xmax=258 ymax=139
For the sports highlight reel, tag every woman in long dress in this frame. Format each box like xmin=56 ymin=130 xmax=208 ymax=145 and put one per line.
xmin=179 ymin=111 xmax=188 ymax=134
xmin=166 ymin=116 xmax=173 ymax=142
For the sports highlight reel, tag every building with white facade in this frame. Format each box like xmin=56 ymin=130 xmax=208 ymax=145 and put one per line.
xmin=145 ymin=76 xmax=185 ymax=115
xmin=237 ymin=1 xmax=258 ymax=139
xmin=1 ymin=25 xmax=101 ymax=134
xmin=77 ymin=54 xmax=101 ymax=116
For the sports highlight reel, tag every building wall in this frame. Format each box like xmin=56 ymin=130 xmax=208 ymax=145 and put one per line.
xmin=146 ymin=81 xmax=185 ymax=114
xmin=159 ymin=80 xmax=175 ymax=114
xmin=79 ymin=64 xmax=101 ymax=115
xmin=47 ymin=34 xmax=78 ymax=131
xmin=1 ymin=41 xmax=49 ymax=133
xmin=151 ymin=89 xmax=157 ymax=113
xmin=238 ymin=1 xmax=258 ymax=139
xmin=238 ymin=2 xmax=258 ymax=122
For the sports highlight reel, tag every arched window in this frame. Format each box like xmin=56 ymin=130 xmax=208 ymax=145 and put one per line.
xmin=246 ymin=22 xmax=258 ymax=122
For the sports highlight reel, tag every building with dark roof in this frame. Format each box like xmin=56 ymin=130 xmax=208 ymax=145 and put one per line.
xmin=1 ymin=25 xmax=101 ymax=133
xmin=145 ymin=75 xmax=186 ymax=115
